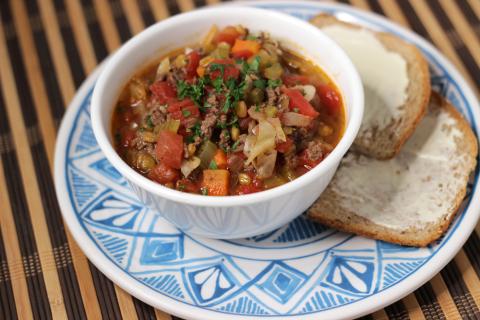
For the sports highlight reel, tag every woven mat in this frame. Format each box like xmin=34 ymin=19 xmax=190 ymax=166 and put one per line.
xmin=0 ymin=0 xmax=479 ymax=319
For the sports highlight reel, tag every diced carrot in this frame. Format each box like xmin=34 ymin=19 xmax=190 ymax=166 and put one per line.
xmin=201 ymin=169 xmax=230 ymax=196
xmin=213 ymin=149 xmax=227 ymax=169
xmin=231 ymin=39 xmax=260 ymax=57
xmin=197 ymin=66 xmax=206 ymax=77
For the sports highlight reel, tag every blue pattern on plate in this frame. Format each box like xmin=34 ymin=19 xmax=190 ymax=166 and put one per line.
xmin=61 ymin=4 xmax=478 ymax=317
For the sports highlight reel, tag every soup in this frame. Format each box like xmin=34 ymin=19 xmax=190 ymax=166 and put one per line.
xmin=112 ymin=25 xmax=345 ymax=196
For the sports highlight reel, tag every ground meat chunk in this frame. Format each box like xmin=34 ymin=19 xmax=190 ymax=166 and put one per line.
xmin=219 ymin=129 xmax=230 ymax=150
xmin=150 ymin=108 xmax=166 ymax=126
xmin=200 ymin=113 xmax=217 ymax=139
xmin=277 ymin=94 xmax=289 ymax=113
xmin=283 ymin=145 xmax=298 ymax=169
xmin=266 ymin=87 xmax=280 ymax=106
xmin=131 ymin=133 xmax=156 ymax=158
xmin=206 ymin=94 xmax=219 ymax=109
xmin=305 ymin=140 xmax=333 ymax=162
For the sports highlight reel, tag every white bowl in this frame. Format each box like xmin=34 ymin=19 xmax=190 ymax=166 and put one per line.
xmin=91 ymin=6 xmax=364 ymax=239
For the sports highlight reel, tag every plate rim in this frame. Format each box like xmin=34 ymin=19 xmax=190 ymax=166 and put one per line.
xmin=54 ymin=2 xmax=480 ymax=319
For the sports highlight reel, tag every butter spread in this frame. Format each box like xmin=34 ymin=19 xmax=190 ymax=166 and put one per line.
xmin=321 ymin=26 xmax=409 ymax=132
xmin=329 ymin=108 xmax=465 ymax=230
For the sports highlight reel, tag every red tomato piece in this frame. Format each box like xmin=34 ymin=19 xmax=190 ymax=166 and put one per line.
xmin=148 ymin=163 xmax=179 ymax=184
xmin=281 ymin=88 xmax=319 ymax=118
xmin=186 ymin=51 xmax=200 ymax=79
xmin=176 ymin=178 xmax=199 ymax=193
xmin=276 ymin=138 xmax=293 ymax=153
xmin=235 ymin=184 xmax=262 ymax=195
xmin=214 ymin=26 xmax=241 ymax=46
xmin=167 ymin=99 xmax=195 ymax=112
xmin=209 ymin=59 xmax=240 ymax=81
xmin=282 ymin=74 xmax=310 ymax=86
xmin=167 ymin=99 xmax=200 ymax=126
xmin=150 ymin=81 xmax=177 ymax=104
xmin=231 ymin=49 xmax=254 ymax=59
xmin=298 ymin=150 xmax=322 ymax=170
xmin=155 ymin=131 xmax=184 ymax=169
xmin=317 ymin=84 xmax=341 ymax=114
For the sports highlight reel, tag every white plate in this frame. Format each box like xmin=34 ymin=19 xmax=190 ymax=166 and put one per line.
xmin=54 ymin=2 xmax=480 ymax=319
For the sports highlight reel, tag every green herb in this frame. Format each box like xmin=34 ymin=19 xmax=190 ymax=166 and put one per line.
xmin=182 ymin=109 xmax=191 ymax=117
xmin=293 ymin=107 xmax=299 ymax=113
xmin=209 ymin=160 xmax=218 ymax=170
xmin=227 ymin=114 xmax=238 ymax=126
xmin=200 ymin=187 xmax=208 ymax=195
xmin=177 ymin=183 xmax=186 ymax=191
xmin=145 ymin=115 xmax=154 ymax=128
xmin=249 ymin=56 xmax=261 ymax=73
xmin=212 ymin=77 xmax=223 ymax=92
xmin=177 ymin=78 xmax=208 ymax=106
xmin=209 ymin=63 xmax=225 ymax=76
xmin=255 ymin=105 xmax=260 ymax=112
xmin=231 ymin=140 xmax=240 ymax=151
xmin=246 ymin=35 xmax=257 ymax=40
xmin=240 ymin=56 xmax=261 ymax=75
xmin=253 ymin=79 xmax=266 ymax=89
xmin=268 ymin=79 xmax=282 ymax=88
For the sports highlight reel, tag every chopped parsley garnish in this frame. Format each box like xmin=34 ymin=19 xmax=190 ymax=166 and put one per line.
xmin=212 ymin=77 xmax=223 ymax=92
xmin=200 ymin=187 xmax=208 ymax=195
xmin=209 ymin=160 xmax=218 ymax=169
xmin=246 ymin=35 xmax=257 ymax=41
xmin=249 ymin=56 xmax=261 ymax=73
xmin=253 ymin=79 xmax=266 ymax=89
xmin=209 ymin=63 xmax=225 ymax=76
xmin=182 ymin=109 xmax=191 ymax=117
xmin=293 ymin=107 xmax=299 ymax=113
xmin=268 ymin=79 xmax=282 ymax=88
xmin=230 ymin=140 xmax=240 ymax=151
xmin=145 ymin=115 xmax=154 ymax=128
xmin=255 ymin=105 xmax=260 ymax=112
xmin=177 ymin=77 xmax=208 ymax=106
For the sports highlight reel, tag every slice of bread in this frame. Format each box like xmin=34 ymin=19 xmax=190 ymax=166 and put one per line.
xmin=308 ymin=93 xmax=478 ymax=247
xmin=310 ymin=14 xmax=431 ymax=159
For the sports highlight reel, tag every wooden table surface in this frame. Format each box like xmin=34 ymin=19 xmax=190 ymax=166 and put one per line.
xmin=0 ymin=0 xmax=479 ymax=319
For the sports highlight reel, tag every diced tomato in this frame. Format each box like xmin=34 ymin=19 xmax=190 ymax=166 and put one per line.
xmin=148 ymin=163 xmax=179 ymax=184
xmin=167 ymin=99 xmax=200 ymax=126
xmin=167 ymin=99 xmax=195 ymax=112
xmin=281 ymin=88 xmax=319 ymax=118
xmin=231 ymin=49 xmax=254 ymax=59
xmin=209 ymin=59 xmax=240 ymax=81
xmin=120 ymin=129 xmax=136 ymax=148
xmin=150 ymin=81 xmax=177 ymax=104
xmin=214 ymin=26 xmax=240 ymax=46
xmin=282 ymin=74 xmax=310 ymax=86
xmin=176 ymin=178 xmax=200 ymax=193
xmin=276 ymin=138 xmax=293 ymax=153
xmin=156 ymin=131 xmax=184 ymax=169
xmin=186 ymin=51 xmax=200 ymax=79
xmin=298 ymin=150 xmax=322 ymax=170
xmin=235 ymin=176 xmax=263 ymax=195
xmin=317 ymin=84 xmax=341 ymax=114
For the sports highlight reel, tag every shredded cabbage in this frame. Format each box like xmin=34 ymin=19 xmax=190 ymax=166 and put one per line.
xmin=245 ymin=120 xmax=276 ymax=164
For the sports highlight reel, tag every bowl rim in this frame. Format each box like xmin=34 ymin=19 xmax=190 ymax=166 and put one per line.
xmin=90 ymin=5 xmax=364 ymax=207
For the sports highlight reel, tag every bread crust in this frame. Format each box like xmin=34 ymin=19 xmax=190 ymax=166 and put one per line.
xmin=310 ymin=14 xmax=431 ymax=159
xmin=308 ymin=92 xmax=478 ymax=247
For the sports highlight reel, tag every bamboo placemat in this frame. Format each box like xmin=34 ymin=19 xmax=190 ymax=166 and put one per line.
xmin=0 ymin=0 xmax=479 ymax=319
